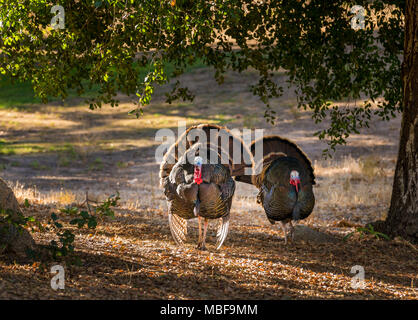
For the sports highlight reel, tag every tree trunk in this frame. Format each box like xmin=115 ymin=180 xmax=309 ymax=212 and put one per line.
xmin=377 ymin=0 xmax=418 ymax=243
xmin=0 ymin=178 xmax=36 ymax=256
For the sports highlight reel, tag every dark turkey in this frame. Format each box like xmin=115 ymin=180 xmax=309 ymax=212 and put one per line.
xmin=159 ymin=124 xmax=252 ymax=250
xmin=235 ymin=136 xmax=316 ymax=243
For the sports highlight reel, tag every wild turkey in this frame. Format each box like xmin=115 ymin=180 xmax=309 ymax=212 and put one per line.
xmin=235 ymin=136 xmax=316 ymax=243
xmin=159 ymin=124 xmax=252 ymax=250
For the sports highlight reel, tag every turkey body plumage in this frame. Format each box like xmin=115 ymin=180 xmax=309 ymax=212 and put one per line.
xmin=258 ymin=157 xmax=315 ymax=222
xmin=160 ymin=124 xmax=251 ymax=250
xmin=164 ymin=148 xmax=235 ymax=221
xmin=164 ymin=149 xmax=235 ymax=250
xmin=235 ymin=136 xmax=316 ymax=243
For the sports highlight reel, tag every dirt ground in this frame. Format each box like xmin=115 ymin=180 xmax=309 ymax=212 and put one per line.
xmin=0 ymin=67 xmax=416 ymax=299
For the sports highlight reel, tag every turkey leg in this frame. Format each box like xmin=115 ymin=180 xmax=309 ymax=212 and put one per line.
xmin=197 ymin=215 xmax=202 ymax=248
xmin=201 ymin=219 xmax=209 ymax=251
xmin=280 ymin=220 xmax=294 ymax=244
xmin=280 ymin=221 xmax=288 ymax=244
xmin=289 ymin=221 xmax=295 ymax=242
xmin=197 ymin=217 xmax=209 ymax=251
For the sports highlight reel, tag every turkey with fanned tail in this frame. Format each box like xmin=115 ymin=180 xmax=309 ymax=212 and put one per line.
xmin=235 ymin=136 xmax=316 ymax=243
xmin=159 ymin=124 xmax=252 ymax=250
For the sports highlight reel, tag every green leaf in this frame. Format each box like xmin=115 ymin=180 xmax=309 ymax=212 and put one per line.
xmin=87 ymin=218 xmax=97 ymax=229
xmin=343 ymin=232 xmax=354 ymax=241
xmin=80 ymin=211 xmax=89 ymax=219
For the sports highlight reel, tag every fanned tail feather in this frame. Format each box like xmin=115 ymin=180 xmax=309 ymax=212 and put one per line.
xmin=168 ymin=213 xmax=188 ymax=245
xmin=159 ymin=123 xmax=253 ymax=181
xmin=215 ymin=215 xmax=230 ymax=250
xmin=235 ymin=135 xmax=315 ymax=185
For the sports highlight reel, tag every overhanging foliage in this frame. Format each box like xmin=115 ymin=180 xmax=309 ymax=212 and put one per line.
xmin=0 ymin=0 xmax=404 ymax=154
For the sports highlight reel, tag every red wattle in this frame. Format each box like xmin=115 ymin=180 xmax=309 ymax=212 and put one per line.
xmin=290 ymin=178 xmax=300 ymax=192
xmin=194 ymin=166 xmax=202 ymax=185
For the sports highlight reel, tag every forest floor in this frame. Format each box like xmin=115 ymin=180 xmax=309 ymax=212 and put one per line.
xmin=0 ymin=67 xmax=417 ymax=299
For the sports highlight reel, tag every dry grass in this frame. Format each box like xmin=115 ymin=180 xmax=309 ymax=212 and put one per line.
xmin=314 ymin=156 xmax=392 ymax=209
xmin=11 ymin=181 xmax=78 ymax=206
